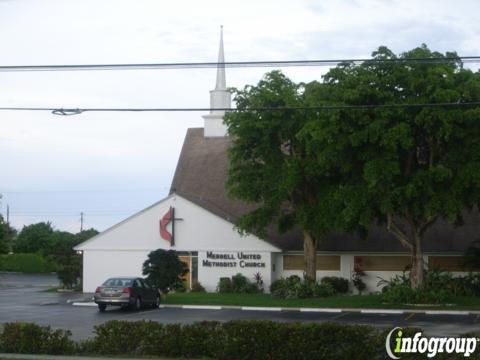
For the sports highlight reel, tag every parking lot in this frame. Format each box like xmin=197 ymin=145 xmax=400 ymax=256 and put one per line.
xmin=1 ymin=273 xmax=480 ymax=341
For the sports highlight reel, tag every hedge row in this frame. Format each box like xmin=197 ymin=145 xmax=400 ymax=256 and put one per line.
xmin=0 ymin=321 xmax=479 ymax=359
xmin=0 ymin=253 xmax=57 ymax=273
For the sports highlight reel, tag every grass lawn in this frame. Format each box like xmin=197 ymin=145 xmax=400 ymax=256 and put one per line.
xmin=165 ymin=292 xmax=480 ymax=310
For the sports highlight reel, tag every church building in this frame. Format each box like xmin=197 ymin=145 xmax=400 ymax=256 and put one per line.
xmin=75 ymin=30 xmax=480 ymax=293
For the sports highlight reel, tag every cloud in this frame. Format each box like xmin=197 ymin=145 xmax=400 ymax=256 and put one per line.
xmin=1 ymin=0 xmax=479 ymax=231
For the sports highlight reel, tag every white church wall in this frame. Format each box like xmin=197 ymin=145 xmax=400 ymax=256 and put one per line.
xmin=83 ymin=250 xmax=149 ymax=292
xmin=76 ymin=195 xmax=279 ymax=253
xmin=170 ymin=196 xmax=280 ymax=252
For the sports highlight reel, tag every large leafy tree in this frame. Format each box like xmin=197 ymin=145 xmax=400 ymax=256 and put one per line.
xmin=142 ymin=249 xmax=188 ymax=293
xmin=225 ymin=71 xmax=341 ymax=280
xmin=303 ymin=44 xmax=480 ymax=288
xmin=13 ymin=222 xmax=54 ymax=254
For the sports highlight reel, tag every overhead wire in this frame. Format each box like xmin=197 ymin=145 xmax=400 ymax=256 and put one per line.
xmin=0 ymin=101 xmax=479 ymax=116
xmin=0 ymin=56 xmax=479 ymax=72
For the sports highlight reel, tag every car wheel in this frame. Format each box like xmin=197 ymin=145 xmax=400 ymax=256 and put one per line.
xmin=134 ymin=297 xmax=142 ymax=311
xmin=98 ymin=304 xmax=107 ymax=312
xmin=152 ymin=295 xmax=160 ymax=309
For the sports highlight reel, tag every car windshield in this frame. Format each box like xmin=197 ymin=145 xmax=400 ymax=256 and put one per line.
xmin=102 ymin=278 xmax=134 ymax=287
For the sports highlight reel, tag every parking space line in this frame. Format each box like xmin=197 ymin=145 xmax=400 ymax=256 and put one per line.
xmin=72 ymin=302 xmax=96 ymax=307
xmin=361 ymin=309 xmax=404 ymax=314
xmin=404 ymin=313 xmax=415 ymax=321
xmin=182 ymin=305 xmax=222 ymax=310
xmin=124 ymin=309 xmax=159 ymax=317
xmin=425 ymin=311 xmax=470 ymax=315
xmin=299 ymin=308 xmax=342 ymax=313
xmin=330 ymin=312 xmax=348 ymax=320
xmin=241 ymin=306 xmax=282 ymax=312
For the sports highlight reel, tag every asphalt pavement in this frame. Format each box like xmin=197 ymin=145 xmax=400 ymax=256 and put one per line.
xmin=1 ymin=272 xmax=480 ymax=341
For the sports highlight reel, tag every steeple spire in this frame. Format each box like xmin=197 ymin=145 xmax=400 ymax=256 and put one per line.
xmin=203 ymin=26 xmax=231 ymax=137
xmin=215 ymin=25 xmax=226 ymax=90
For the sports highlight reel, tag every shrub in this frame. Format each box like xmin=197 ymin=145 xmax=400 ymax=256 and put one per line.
xmin=0 ymin=322 xmax=74 ymax=355
xmin=314 ymin=282 xmax=336 ymax=297
xmin=379 ymin=271 xmax=452 ymax=304
xmin=321 ymin=276 xmax=349 ymax=294
xmin=243 ymin=282 xmax=259 ymax=294
xmin=378 ymin=270 xmax=480 ymax=304
xmin=270 ymin=275 xmax=302 ymax=298
xmin=231 ymin=273 xmax=249 ymax=292
xmin=0 ymin=253 xmax=57 ymax=273
xmin=172 ymin=280 xmax=187 ymax=293
xmin=217 ymin=274 xmax=261 ymax=294
xmin=253 ymin=272 xmax=264 ymax=292
xmin=55 ymin=255 xmax=82 ymax=290
xmin=83 ymin=320 xmax=385 ymax=359
xmin=270 ymin=278 xmax=287 ymax=296
xmin=352 ymin=263 xmax=366 ymax=294
xmin=3 ymin=320 xmax=476 ymax=359
xmin=460 ymin=273 xmax=480 ymax=296
xmin=190 ymin=281 xmax=206 ymax=293
xmin=381 ymin=284 xmax=449 ymax=304
xmin=217 ymin=277 xmax=232 ymax=293
xmin=270 ymin=275 xmax=335 ymax=299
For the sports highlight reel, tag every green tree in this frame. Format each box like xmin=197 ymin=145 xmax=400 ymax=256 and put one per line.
xmin=142 ymin=249 xmax=188 ymax=293
xmin=0 ymin=215 xmax=16 ymax=254
xmin=49 ymin=228 xmax=98 ymax=289
xmin=13 ymin=222 xmax=54 ymax=254
xmin=303 ymin=44 xmax=480 ymax=288
xmin=0 ymin=216 xmax=10 ymax=254
xmin=224 ymin=71 xmax=341 ymax=280
xmin=74 ymin=228 xmax=99 ymax=243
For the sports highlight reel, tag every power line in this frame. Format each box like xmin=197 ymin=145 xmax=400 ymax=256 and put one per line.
xmin=0 ymin=56 xmax=479 ymax=72
xmin=9 ymin=213 xmax=133 ymax=217
xmin=1 ymin=188 xmax=170 ymax=194
xmin=0 ymin=101 xmax=479 ymax=115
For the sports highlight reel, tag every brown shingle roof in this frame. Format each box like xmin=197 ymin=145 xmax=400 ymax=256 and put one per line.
xmin=170 ymin=128 xmax=480 ymax=253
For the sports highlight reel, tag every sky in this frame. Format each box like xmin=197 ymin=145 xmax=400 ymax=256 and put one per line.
xmin=0 ymin=0 xmax=479 ymax=233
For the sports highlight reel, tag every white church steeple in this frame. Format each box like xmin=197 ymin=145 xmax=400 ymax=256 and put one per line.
xmin=203 ymin=26 xmax=231 ymax=137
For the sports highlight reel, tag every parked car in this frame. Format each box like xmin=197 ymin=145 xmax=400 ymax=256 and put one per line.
xmin=94 ymin=277 xmax=160 ymax=312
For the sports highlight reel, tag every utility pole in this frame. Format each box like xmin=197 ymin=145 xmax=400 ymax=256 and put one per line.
xmin=6 ymin=204 xmax=9 ymax=225
xmin=80 ymin=212 xmax=84 ymax=232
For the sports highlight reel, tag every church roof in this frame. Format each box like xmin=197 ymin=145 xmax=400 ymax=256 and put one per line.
xmin=170 ymin=130 xmax=480 ymax=254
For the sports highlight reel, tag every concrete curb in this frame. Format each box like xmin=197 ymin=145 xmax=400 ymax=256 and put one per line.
xmin=72 ymin=302 xmax=480 ymax=315
xmin=66 ymin=298 xmax=92 ymax=304
xmin=72 ymin=302 xmax=97 ymax=307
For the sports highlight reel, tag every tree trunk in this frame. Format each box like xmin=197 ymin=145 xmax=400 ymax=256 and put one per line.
xmin=409 ymin=232 xmax=424 ymax=289
xmin=303 ymin=231 xmax=317 ymax=281
xmin=387 ymin=215 xmax=428 ymax=289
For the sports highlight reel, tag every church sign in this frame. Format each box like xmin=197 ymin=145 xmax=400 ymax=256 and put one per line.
xmin=202 ymin=251 xmax=266 ymax=268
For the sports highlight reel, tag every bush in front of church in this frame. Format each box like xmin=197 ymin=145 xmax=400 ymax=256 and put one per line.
xmin=190 ymin=281 xmax=206 ymax=292
xmin=216 ymin=273 xmax=261 ymax=294
xmin=320 ymin=276 xmax=350 ymax=294
xmin=142 ymin=249 xmax=188 ymax=293
xmin=270 ymin=275 xmax=336 ymax=299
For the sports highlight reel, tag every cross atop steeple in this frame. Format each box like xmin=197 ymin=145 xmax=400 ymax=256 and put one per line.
xmin=203 ymin=26 xmax=231 ymax=137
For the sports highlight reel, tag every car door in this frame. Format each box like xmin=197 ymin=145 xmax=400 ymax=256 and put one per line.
xmin=139 ymin=278 xmax=153 ymax=304
xmin=132 ymin=279 xmax=142 ymax=301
